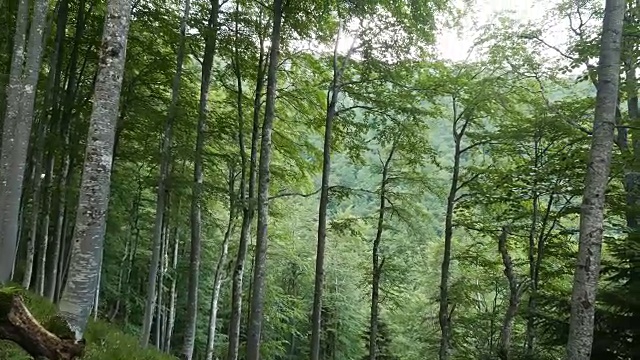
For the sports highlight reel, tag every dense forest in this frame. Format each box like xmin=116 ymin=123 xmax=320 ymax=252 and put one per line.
xmin=0 ymin=0 xmax=636 ymax=359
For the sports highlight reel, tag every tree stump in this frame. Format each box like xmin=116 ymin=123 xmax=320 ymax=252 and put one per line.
xmin=0 ymin=292 xmax=85 ymax=359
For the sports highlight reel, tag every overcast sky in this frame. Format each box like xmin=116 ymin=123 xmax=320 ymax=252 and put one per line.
xmin=436 ymin=0 xmax=564 ymax=61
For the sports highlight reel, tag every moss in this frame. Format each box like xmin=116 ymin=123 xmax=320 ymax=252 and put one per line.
xmin=43 ymin=315 xmax=75 ymax=339
xmin=0 ymin=288 xmax=175 ymax=360
xmin=0 ymin=286 xmax=25 ymax=323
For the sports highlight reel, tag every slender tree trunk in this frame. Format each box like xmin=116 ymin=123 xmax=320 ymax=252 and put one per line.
xmin=108 ymin=232 xmax=131 ymax=321
xmin=182 ymin=1 xmax=219 ymax=358
xmin=205 ymin=168 xmax=236 ymax=360
xmin=0 ymin=0 xmax=47 ymax=284
xmin=140 ymin=0 xmax=190 ymax=346
xmin=310 ymin=21 xmax=355 ymax=360
xmin=54 ymin=2 xmax=89 ymax=283
xmin=525 ymin=140 xmax=540 ymax=357
xmin=44 ymin=0 xmax=69 ymax=300
xmin=226 ymin=10 xmax=266 ymax=360
xmin=109 ymin=176 xmax=143 ymax=321
xmin=246 ymin=0 xmax=284 ymax=357
xmin=58 ymin=0 xmax=132 ymax=339
xmin=154 ymin=218 xmax=166 ymax=348
xmin=158 ymin=213 xmax=171 ymax=351
xmin=369 ymin=146 xmax=394 ymax=360
xmin=93 ymin=259 xmax=102 ymax=321
xmin=36 ymin=152 xmax=54 ymax=295
xmin=164 ymin=226 xmax=180 ymax=352
xmin=55 ymin=157 xmax=76 ymax=302
xmin=497 ymin=227 xmax=522 ymax=360
xmin=23 ymin=151 xmax=42 ymax=289
xmin=566 ymin=0 xmax=624 ymax=358
xmin=439 ymin=98 xmax=469 ymax=360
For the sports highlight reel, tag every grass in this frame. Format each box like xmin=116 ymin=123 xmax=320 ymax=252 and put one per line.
xmin=0 ymin=288 xmax=175 ymax=359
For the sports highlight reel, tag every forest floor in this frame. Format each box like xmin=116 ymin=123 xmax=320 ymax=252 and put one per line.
xmin=0 ymin=288 xmax=173 ymax=360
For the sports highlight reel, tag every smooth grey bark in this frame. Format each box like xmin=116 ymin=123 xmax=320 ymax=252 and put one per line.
xmin=226 ymin=10 xmax=266 ymax=359
xmin=182 ymin=0 xmax=219 ymax=358
xmin=369 ymin=145 xmax=395 ymax=360
xmin=205 ymin=168 xmax=236 ymax=360
xmin=246 ymin=0 xmax=284 ymax=357
xmin=164 ymin=225 xmax=180 ymax=352
xmin=566 ymin=0 xmax=625 ymax=358
xmin=311 ymin=22 xmax=356 ymax=360
xmin=140 ymin=0 xmax=190 ymax=347
xmin=0 ymin=0 xmax=47 ymax=284
xmin=58 ymin=0 xmax=132 ymax=339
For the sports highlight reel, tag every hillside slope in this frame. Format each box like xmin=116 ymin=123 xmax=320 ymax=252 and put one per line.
xmin=0 ymin=288 xmax=174 ymax=360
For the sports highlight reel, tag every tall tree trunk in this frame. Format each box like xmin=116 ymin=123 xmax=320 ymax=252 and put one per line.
xmin=439 ymin=97 xmax=471 ymax=360
xmin=44 ymin=0 xmax=69 ymax=300
xmin=369 ymin=145 xmax=394 ymax=360
xmin=49 ymin=0 xmax=83 ymax=302
xmin=566 ymin=0 xmax=625 ymax=358
xmin=181 ymin=1 xmax=219 ymax=358
xmin=525 ymin=139 xmax=540 ymax=358
xmin=310 ymin=21 xmax=355 ymax=360
xmin=140 ymin=0 xmax=190 ymax=346
xmin=58 ymin=0 xmax=132 ymax=339
xmin=0 ymin=0 xmax=47 ymax=284
xmin=205 ymin=167 xmax=236 ymax=360
xmin=226 ymin=9 xmax=266 ymax=360
xmin=246 ymin=0 xmax=284 ymax=357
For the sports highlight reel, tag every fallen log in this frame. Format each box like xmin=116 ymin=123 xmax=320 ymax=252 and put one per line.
xmin=0 ymin=291 xmax=85 ymax=359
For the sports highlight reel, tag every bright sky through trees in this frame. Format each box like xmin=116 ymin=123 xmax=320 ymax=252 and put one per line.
xmin=437 ymin=0 xmax=563 ymax=61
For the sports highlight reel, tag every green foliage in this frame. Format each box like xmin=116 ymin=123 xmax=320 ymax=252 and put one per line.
xmin=4 ymin=0 xmax=640 ymax=358
xmin=0 ymin=290 xmax=173 ymax=360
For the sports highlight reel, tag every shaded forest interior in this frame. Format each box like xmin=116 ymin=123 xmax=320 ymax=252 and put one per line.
xmin=0 ymin=0 xmax=638 ymax=359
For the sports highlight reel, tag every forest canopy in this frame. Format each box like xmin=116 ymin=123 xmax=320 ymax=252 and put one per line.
xmin=0 ymin=0 xmax=636 ymax=359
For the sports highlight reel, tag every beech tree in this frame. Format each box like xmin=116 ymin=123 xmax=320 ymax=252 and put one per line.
xmin=566 ymin=0 xmax=625 ymax=358
xmin=58 ymin=0 xmax=133 ymax=339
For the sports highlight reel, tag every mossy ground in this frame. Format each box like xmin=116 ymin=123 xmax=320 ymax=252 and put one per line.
xmin=0 ymin=288 xmax=175 ymax=359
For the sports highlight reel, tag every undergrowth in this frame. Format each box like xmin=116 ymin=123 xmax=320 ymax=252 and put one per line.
xmin=0 ymin=287 xmax=174 ymax=359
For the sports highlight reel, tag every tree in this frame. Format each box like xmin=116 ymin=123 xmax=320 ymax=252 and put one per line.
xmin=181 ymin=0 xmax=220 ymax=358
xmin=246 ymin=0 xmax=285 ymax=358
xmin=310 ymin=18 xmax=357 ymax=360
xmin=57 ymin=0 xmax=133 ymax=340
xmin=0 ymin=0 xmax=48 ymax=284
xmin=566 ymin=0 xmax=625 ymax=358
xmin=140 ymin=0 xmax=190 ymax=347
xmin=226 ymin=5 xmax=267 ymax=360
